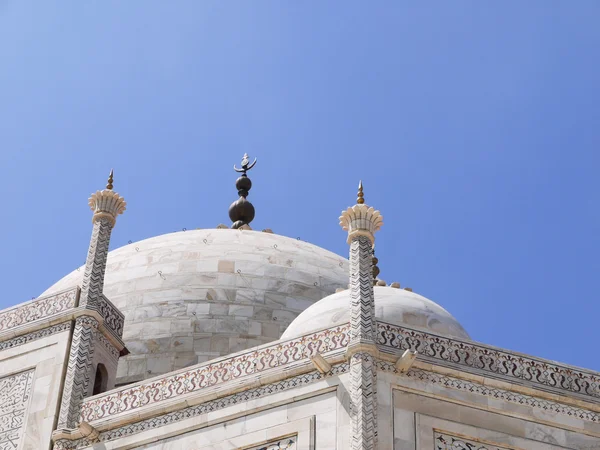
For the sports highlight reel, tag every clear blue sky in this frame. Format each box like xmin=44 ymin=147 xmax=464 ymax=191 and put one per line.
xmin=1 ymin=2 xmax=599 ymax=370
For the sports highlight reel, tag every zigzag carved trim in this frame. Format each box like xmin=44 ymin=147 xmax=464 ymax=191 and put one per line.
xmin=80 ymin=218 xmax=112 ymax=310
xmin=350 ymin=352 xmax=378 ymax=450
xmin=57 ymin=316 xmax=99 ymax=429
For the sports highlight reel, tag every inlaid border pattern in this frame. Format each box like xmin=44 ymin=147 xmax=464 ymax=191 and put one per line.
xmin=0 ymin=323 xmax=71 ymax=352
xmin=377 ymin=322 xmax=600 ymax=401
xmin=434 ymin=430 xmax=512 ymax=450
xmin=0 ymin=288 xmax=78 ymax=333
xmin=56 ymin=364 xmax=349 ymax=449
xmin=79 ymin=325 xmax=350 ymax=422
xmin=0 ymin=369 xmax=35 ymax=450
xmin=378 ymin=360 xmax=600 ymax=424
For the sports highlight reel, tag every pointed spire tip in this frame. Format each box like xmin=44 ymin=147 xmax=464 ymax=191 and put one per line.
xmin=357 ymin=180 xmax=365 ymax=204
xmin=106 ymin=169 xmax=114 ymax=190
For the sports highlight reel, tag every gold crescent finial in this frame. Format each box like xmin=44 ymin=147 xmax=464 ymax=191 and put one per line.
xmin=357 ymin=180 xmax=364 ymax=204
xmin=106 ymin=169 xmax=114 ymax=190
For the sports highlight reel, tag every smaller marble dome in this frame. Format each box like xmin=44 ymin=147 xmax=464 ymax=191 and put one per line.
xmin=281 ymin=286 xmax=470 ymax=340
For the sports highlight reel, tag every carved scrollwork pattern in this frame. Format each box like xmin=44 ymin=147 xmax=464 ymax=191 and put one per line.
xmin=63 ymin=365 xmax=347 ymax=449
xmin=0 ymin=288 xmax=78 ymax=332
xmin=377 ymin=322 xmax=600 ymax=401
xmin=434 ymin=431 xmax=511 ymax=450
xmin=79 ymin=324 xmax=350 ymax=422
xmin=0 ymin=323 xmax=70 ymax=352
xmin=377 ymin=361 xmax=600 ymax=423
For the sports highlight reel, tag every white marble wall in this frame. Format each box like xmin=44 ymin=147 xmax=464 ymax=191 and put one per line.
xmin=63 ymin=359 xmax=600 ymax=450
xmin=386 ymin=371 xmax=600 ymax=450
xmin=42 ymin=229 xmax=349 ymax=385
xmin=0 ymin=327 xmax=71 ymax=450
xmin=123 ymin=391 xmax=336 ymax=450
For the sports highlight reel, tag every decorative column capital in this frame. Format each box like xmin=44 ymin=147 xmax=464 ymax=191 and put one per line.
xmin=88 ymin=190 xmax=126 ymax=228
xmin=87 ymin=170 xmax=126 ymax=228
xmin=339 ymin=204 xmax=383 ymax=245
xmin=339 ymin=182 xmax=383 ymax=245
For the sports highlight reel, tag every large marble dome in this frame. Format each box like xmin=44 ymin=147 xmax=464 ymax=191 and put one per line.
xmin=42 ymin=228 xmax=349 ymax=384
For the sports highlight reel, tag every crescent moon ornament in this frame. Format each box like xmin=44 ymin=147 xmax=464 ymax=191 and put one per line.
xmin=233 ymin=153 xmax=257 ymax=173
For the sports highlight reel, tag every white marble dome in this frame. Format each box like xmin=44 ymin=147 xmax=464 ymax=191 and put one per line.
xmin=42 ymin=229 xmax=349 ymax=384
xmin=281 ymin=286 xmax=470 ymax=340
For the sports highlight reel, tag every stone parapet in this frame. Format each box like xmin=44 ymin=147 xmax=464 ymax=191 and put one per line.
xmin=75 ymin=320 xmax=600 ymax=428
xmin=54 ymin=355 xmax=600 ymax=450
xmin=0 ymin=288 xmax=79 ymax=333
xmin=377 ymin=321 xmax=600 ymax=403
xmin=78 ymin=324 xmax=351 ymax=423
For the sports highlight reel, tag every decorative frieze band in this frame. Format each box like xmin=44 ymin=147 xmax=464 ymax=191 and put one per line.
xmin=378 ymin=360 xmax=600 ymax=424
xmin=56 ymin=365 xmax=348 ymax=449
xmin=0 ymin=323 xmax=71 ymax=352
xmin=0 ymin=288 xmax=79 ymax=333
xmin=377 ymin=322 xmax=600 ymax=402
xmin=79 ymin=324 xmax=350 ymax=422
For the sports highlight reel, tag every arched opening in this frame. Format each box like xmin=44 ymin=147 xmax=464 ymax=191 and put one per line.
xmin=92 ymin=363 xmax=108 ymax=396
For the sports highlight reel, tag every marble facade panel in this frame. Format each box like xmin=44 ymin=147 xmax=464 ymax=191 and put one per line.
xmin=72 ymin=377 xmax=340 ymax=449
xmin=0 ymin=369 xmax=35 ymax=450
xmin=0 ymin=328 xmax=71 ymax=450
xmin=392 ymin=388 xmax=600 ymax=450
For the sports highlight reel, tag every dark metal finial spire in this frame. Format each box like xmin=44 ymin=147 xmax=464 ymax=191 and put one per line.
xmin=106 ymin=169 xmax=114 ymax=190
xmin=357 ymin=180 xmax=365 ymax=204
xmin=229 ymin=154 xmax=257 ymax=229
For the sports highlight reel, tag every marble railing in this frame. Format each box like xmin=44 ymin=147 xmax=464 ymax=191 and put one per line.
xmin=79 ymin=321 xmax=600 ymax=423
xmin=0 ymin=288 xmax=79 ymax=333
xmin=79 ymin=324 xmax=351 ymax=422
xmin=377 ymin=322 xmax=600 ymax=402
